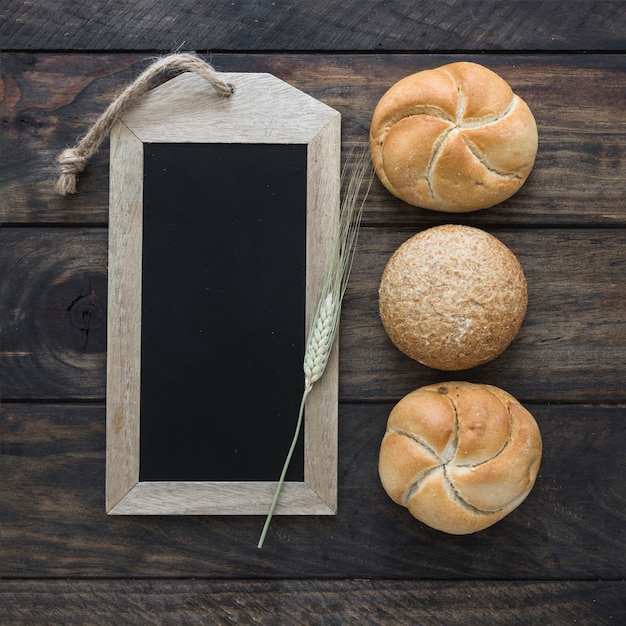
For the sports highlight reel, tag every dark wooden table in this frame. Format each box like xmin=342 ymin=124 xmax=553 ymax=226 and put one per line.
xmin=1 ymin=2 xmax=625 ymax=623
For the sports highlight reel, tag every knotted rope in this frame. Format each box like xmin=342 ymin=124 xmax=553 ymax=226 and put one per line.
xmin=56 ymin=53 xmax=234 ymax=195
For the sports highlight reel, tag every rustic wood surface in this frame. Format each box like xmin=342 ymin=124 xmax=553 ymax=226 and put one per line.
xmin=1 ymin=1 xmax=624 ymax=51
xmin=2 ymin=52 xmax=626 ymax=227
xmin=2 ymin=402 xmax=625 ymax=580
xmin=0 ymin=580 xmax=624 ymax=625
xmin=1 ymin=1 xmax=625 ymax=623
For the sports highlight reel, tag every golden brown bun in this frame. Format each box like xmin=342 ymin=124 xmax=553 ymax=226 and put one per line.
xmin=379 ymin=225 xmax=527 ymax=370
xmin=379 ymin=382 xmax=542 ymax=534
xmin=369 ymin=62 xmax=538 ymax=212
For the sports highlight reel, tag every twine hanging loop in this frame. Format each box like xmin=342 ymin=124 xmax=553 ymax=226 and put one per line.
xmin=56 ymin=53 xmax=234 ymax=195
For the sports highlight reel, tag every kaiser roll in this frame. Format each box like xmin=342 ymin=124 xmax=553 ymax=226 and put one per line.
xmin=379 ymin=382 xmax=542 ymax=534
xmin=379 ymin=224 xmax=527 ymax=370
xmin=369 ymin=61 xmax=538 ymax=212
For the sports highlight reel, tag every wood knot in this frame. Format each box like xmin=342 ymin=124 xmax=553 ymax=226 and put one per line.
xmin=67 ymin=289 xmax=105 ymax=332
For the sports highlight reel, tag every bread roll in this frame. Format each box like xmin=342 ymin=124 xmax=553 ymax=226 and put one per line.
xmin=379 ymin=224 xmax=527 ymax=370
xmin=379 ymin=382 xmax=542 ymax=534
xmin=370 ymin=62 xmax=538 ymax=212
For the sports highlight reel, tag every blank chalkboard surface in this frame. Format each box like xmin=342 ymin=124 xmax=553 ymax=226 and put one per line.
xmin=140 ymin=143 xmax=306 ymax=482
xmin=105 ymin=70 xmax=340 ymax=515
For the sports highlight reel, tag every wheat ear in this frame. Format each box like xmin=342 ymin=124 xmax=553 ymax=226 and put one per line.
xmin=257 ymin=150 xmax=372 ymax=549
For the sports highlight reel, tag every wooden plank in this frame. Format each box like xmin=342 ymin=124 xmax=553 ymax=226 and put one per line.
xmin=1 ymin=403 xmax=624 ymax=579
xmin=342 ymin=226 xmax=626 ymax=404
xmin=0 ymin=228 xmax=107 ymax=400
xmin=1 ymin=227 xmax=624 ymax=404
xmin=1 ymin=0 xmax=624 ymax=52
xmin=2 ymin=53 xmax=625 ymax=227
xmin=0 ymin=579 xmax=624 ymax=625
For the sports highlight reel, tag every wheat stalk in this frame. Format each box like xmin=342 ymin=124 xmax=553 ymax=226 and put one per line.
xmin=257 ymin=150 xmax=372 ymax=549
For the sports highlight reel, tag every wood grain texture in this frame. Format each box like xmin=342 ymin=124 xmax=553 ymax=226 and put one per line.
xmin=1 ymin=227 xmax=624 ymax=404
xmin=120 ymin=71 xmax=341 ymax=143
xmin=1 ymin=403 xmax=624 ymax=579
xmin=105 ymin=121 xmax=143 ymax=511
xmin=0 ymin=579 xmax=624 ymax=625
xmin=2 ymin=53 xmax=625 ymax=226
xmin=1 ymin=0 xmax=625 ymax=52
xmin=0 ymin=228 xmax=107 ymax=400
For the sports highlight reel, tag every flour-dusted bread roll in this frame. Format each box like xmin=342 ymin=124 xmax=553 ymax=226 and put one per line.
xmin=379 ymin=224 xmax=527 ymax=370
xmin=379 ymin=382 xmax=542 ymax=534
xmin=370 ymin=62 xmax=538 ymax=212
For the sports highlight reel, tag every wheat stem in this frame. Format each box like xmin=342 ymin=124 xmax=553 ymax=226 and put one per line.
xmin=257 ymin=149 xmax=372 ymax=549
xmin=257 ymin=383 xmax=311 ymax=549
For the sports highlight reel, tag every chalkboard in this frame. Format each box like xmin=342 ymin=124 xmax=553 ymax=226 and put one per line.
xmin=105 ymin=71 xmax=341 ymax=515
xmin=140 ymin=142 xmax=306 ymax=482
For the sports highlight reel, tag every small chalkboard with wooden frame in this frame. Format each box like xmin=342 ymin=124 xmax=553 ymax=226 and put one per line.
xmin=106 ymin=71 xmax=340 ymax=515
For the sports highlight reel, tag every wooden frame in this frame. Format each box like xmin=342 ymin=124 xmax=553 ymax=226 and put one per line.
xmin=106 ymin=71 xmax=341 ymax=515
